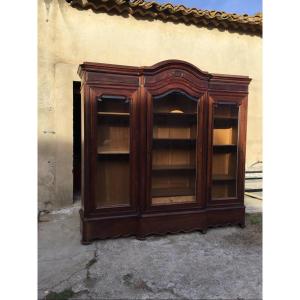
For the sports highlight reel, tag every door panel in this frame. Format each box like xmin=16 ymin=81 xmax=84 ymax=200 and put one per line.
xmin=151 ymin=91 xmax=198 ymax=206
xmin=89 ymin=88 xmax=139 ymax=214
xmin=208 ymin=94 xmax=247 ymax=206
xmin=145 ymin=89 xmax=206 ymax=211
xmin=212 ymin=103 xmax=239 ymax=199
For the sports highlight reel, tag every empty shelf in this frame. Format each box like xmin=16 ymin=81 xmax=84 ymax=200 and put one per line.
xmin=97 ymin=150 xmax=130 ymax=159
xmin=98 ymin=112 xmax=129 ymax=116
xmin=213 ymin=144 xmax=237 ymax=153
xmin=152 ymin=187 xmax=195 ymax=197
xmin=212 ymin=175 xmax=236 ymax=181
xmin=153 ymin=138 xmax=196 ymax=147
xmin=152 ymin=164 xmax=195 ymax=171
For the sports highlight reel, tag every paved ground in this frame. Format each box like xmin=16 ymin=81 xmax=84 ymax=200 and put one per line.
xmin=38 ymin=200 xmax=262 ymax=300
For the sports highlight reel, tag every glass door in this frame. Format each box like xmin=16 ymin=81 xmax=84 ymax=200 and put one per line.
xmin=96 ymin=95 xmax=131 ymax=208
xmin=150 ymin=91 xmax=198 ymax=206
xmin=211 ymin=103 xmax=239 ymax=199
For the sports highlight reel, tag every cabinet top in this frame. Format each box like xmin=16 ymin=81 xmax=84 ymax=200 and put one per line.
xmin=78 ymin=60 xmax=251 ymax=93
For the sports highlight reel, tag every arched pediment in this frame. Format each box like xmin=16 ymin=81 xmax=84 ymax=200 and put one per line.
xmin=152 ymin=89 xmax=199 ymax=102
xmin=142 ymin=60 xmax=211 ymax=94
xmin=144 ymin=60 xmax=211 ymax=79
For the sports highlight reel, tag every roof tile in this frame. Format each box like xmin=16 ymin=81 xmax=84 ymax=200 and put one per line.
xmin=67 ymin=0 xmax=262 ymax=35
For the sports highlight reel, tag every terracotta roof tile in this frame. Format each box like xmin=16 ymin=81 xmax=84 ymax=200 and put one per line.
xmin=67 ymin=0 xmax=262 ymax=35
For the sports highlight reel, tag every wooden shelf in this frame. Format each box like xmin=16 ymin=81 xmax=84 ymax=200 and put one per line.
xmin=97 ymin=150 xmax=129 ymax=159
xmin=153 ymin=112 xmax=197 ymax=123
xmin=214 ymin=116 xmax=238 ymax=120
xmin=153 ymin=138 xmax=196 ymax=147
xmin=97 ymin=112 xmax=130 ymax=125
xmin=152 ymin=164 xmax=195 ymax=171
xmin=152 ymin=187 xmax=195 ymax=197
xmin=214 ymin=117 xmax=237 ymax=129
xmin=212 ymin=175 xmax=236 ymax=182
xmin=154 ymin=112 xmax=196 ymax=115
xmin=98 ymin=150 xmax=129 ymax=154
xmin=98 ymin=112 xmax=129 ymax=116
xmin=213 ymin=144 xmax=237 ymax=153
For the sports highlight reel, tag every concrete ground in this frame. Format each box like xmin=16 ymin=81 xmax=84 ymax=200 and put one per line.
xmin=38 ymin=199 xmax=262 ymax=300
xmin=245 ymin=195 xmax=262 ymax=213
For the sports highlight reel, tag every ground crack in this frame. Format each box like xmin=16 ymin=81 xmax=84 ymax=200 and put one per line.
xmin=45 ymin=266 xmax=84 ymax=291
xmin=44 ymin=247 xmax=98 ymax=298
xmin=122 ymin=273 xmax=188 ymax=299
xmin=86 ymin=244 xmax=99 ymax=279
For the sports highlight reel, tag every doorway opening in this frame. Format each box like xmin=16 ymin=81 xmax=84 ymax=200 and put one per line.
xmin=73 ymin=81 xmax=81 ymax=202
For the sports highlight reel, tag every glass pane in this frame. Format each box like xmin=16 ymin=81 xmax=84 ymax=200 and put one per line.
xmin=151 ymin=91 xmax=198 ymax=205
xmin=96 ymin=96 xmax=130 ymax=208
xmin=212 ymin=103 xmax=239 ymax=199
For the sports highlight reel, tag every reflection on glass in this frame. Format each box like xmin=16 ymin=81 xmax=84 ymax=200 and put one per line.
xmin=212 ymin=103 xmax=239 ymax=199
xmin=151 ymin=91 xmax=198 ymax=205
xmin=96 ymin=96 xmax=130 ymax=207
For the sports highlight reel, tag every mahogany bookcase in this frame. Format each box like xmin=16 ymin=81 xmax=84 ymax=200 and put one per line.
xmin=78 ymin=60 xmax=251 ymax=244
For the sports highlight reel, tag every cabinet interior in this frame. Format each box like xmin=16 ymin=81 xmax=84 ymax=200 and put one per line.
xmin=151 ymin=91 xmax=197 ymax=205
xmin=96 ymin=96 xmax=131 ymax=207
xmin=212 ymin=103 xmax=239 ymax=199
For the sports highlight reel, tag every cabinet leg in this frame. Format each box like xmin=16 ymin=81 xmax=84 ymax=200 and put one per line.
xmin=136 ymin=235 xmax=147 ymax=241
xmin=239 ymin=223 xmax=246 ymax=229
xmin=81 ymin=237 xmax=93 ymax=245
xmin=200 ymin=229 xmax=207 ymax=234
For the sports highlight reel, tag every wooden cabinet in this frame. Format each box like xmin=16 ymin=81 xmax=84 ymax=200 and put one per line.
xmin=78 ymin=60 xmax=251 ymax=243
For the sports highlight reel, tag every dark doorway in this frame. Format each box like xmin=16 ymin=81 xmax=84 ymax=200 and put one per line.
xmin=73 ymin=81 xmax=81 ymax=202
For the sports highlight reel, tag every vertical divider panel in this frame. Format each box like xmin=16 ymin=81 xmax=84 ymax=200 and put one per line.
xmin=237 ymin=96 xmax=248 ymax=201
xmin=196 ymin=92 xmax=207 ymax=208
xmin=139 ymin=85 xmax=148 ymax=214
xmin=81 ymin=83 xmax=93 ymax=216
xmin=90 ymin=86 xmax=98 ymax=212
xmin=129 ymin=89 xmax=139 ymax=212
xmin=145 ymin=89 xmax=153 ymax=211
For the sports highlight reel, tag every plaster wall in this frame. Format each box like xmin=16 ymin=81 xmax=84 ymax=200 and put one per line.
xmin=38 ymin=0 xmax=262 ymax=208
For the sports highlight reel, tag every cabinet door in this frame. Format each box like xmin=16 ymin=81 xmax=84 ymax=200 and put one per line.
xmin=87 ymin=87 xmax=139 ymax=215
xmin=145 ymin=89 xmax=206 ymax=211
xmin=208 ymin=93 xmax=247 ymax=206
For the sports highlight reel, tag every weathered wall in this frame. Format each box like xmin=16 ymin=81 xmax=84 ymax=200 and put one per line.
xmin=38 ymin=0 xmax=262 ymax=209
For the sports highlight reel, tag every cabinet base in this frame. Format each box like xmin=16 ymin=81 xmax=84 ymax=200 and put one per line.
xmin=80 ymin=206 xmax=245 ymax=244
